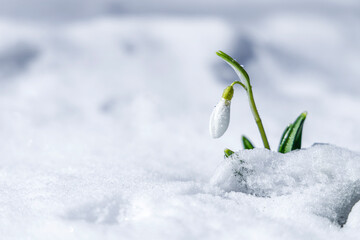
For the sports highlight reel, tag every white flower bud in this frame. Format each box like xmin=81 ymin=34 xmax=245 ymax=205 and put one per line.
xmin=209 ymin=98 xmax=231 ymax=138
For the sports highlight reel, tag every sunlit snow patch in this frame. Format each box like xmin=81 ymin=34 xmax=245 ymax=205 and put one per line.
xmin=210 ymin=144 xmax=360 ymax=226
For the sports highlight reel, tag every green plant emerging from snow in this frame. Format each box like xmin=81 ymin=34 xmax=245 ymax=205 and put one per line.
xmin=210 ymin=51 xmax=307 ymax=155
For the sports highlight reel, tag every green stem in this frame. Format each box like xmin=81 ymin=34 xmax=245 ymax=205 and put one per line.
xmin=232 ymin=80 xmax=270 ymax=150
xmin=231 ymin=81 xmax=247 ymax=91
xmin=247 ymin=84 xmax=270 ymax=150
xmin=217 ymin=50 xmax=270 ymax=150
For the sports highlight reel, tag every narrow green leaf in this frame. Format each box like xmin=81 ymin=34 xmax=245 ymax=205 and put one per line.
xmin=278 ymin=124 xmax=292 ymax=152
xmin=242 ymin=135 xmax=255 ymax=149
xmin=224 ymin=148 xmax=234 ymax=158
xmin=278 ymin=111 xmax=307 ymax=153
xmin=292 ymin=120 xmax=304 ymax=150
xmin=289 ymin=112 xmax=307 ymax=151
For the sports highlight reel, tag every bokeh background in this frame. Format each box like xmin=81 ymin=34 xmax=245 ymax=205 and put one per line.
xmin=0 ymin=0 xmax=359 ymax=239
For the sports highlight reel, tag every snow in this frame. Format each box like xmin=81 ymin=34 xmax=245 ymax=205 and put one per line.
xmin=0 ymin=1 xmax=360 ymax=239
xmin=211 ymin=144 xmax=360 ymax=226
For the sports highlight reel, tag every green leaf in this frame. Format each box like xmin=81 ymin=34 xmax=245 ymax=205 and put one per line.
xmin=278 ymin=111 xmax=307 ymax=153
xmin=242 ymin=135 xmax=255 ymax=149
xmin=278 ymin=124 xmax=291 ymax=151
xmin=224 ymin=148 xmax=234 ymax=158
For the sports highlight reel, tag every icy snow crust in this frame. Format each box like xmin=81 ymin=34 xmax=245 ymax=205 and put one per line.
xmin=211 ymin=144 xmax=360 ymax=226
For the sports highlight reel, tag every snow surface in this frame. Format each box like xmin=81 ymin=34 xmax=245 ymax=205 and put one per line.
xmin=0 ymin=2 xmax=360 ymax=239
xmin=211 ymin=144 xmax=360 ymax=226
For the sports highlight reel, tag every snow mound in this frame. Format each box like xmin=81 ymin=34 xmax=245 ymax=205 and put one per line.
xmin=211 ymin=144 xmax=360 ymax=226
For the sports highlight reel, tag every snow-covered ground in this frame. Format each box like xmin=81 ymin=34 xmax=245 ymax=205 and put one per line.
xmin=0 ymin=1 xmax=360 ymax=239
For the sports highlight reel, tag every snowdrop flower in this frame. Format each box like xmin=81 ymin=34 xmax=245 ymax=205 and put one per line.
xmin=209 ymin=86 xmax=234 ymax=138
